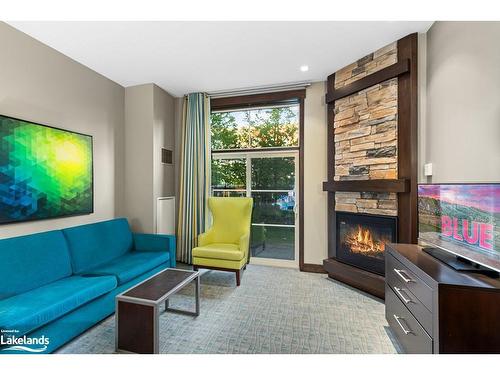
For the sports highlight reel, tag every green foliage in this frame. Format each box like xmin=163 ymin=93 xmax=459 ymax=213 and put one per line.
xmin=252 ymin=157 xmax=294 ymax=191
xmin=212 ymin=158 xmax=246 ymax=189
xmin=210 ymin=106 xmax=299 ymax=150
xmin=210 ymin=112 xmax=241 ymax=150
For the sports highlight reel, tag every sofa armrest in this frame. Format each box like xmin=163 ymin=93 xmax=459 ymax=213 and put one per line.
xmin=133 ymin=233 xmax=176 ymax=268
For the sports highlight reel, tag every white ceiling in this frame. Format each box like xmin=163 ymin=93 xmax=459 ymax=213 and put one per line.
xmin=8 ymin=21 xmax=433 ymax=97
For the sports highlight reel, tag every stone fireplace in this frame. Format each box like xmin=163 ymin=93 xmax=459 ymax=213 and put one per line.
xmin=322 ymin=34 xmax=418 ymax=299
xmin=336 ymin=212 xmax=397 ymax=276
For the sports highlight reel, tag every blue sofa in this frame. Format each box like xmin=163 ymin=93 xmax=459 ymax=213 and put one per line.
xmin=0 ymin=218 xmax=176 ymax=354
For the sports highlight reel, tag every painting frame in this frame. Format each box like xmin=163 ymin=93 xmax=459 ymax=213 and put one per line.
xmin=0 ymin=113 xmax=94 ymax=225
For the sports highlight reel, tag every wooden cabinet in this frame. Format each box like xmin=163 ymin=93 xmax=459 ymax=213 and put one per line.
xmin=385 ymin=243 xmax=500 ymax=353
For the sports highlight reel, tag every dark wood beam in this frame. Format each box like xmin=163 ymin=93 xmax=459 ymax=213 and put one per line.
xmin=326 ymin=72 xmax=337 ymax=260
xmin=322 ymin=179 xmax=410 ymax=193
xmin=397 ymin=33 xmax=419 ymax=244
xmin=325 ymin=59 xmax=410 ymax=103
xmin=211 ymin=89 xmax=306 ymax=111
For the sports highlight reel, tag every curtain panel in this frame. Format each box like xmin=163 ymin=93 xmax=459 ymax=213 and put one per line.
xmin=177 ymin=93 xmax=211 ymax=264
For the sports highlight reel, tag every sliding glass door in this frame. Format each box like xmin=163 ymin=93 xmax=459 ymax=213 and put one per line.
xmin=212 ymin=152 xmax=298 ymax=265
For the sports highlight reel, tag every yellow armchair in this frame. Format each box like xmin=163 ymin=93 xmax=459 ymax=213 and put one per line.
xmin=192 ymin=197 xmax=253 ymax=286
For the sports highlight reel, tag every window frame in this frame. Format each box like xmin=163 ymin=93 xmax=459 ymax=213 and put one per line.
xmin=210 ymin=89 xmax=306 ymax=270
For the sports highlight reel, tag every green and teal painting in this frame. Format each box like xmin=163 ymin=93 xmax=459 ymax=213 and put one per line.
xmin=0 ymin=114 xmax=93 ymax=224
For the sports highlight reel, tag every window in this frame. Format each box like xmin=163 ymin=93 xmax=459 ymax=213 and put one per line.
xmin=211 ymin=104 xmax=299 ymax=151
xmin=210 ymin=92 xmax=304 ymax=264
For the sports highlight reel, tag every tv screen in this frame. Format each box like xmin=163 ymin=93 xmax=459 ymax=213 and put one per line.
xmin=0 ymin=114 xmax=93 ymax=224
xmin=418 ymin=183 xmax=500 ymax=272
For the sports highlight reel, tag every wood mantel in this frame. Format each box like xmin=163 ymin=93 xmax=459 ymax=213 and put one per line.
xmin=322 ymin=179 xmax=409 ymax=193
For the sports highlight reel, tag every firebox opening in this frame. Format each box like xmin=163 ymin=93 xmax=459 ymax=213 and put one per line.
xmin=336 ymin=212 xmax=397 ymax=276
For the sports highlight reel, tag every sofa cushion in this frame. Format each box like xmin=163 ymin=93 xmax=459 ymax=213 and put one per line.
xmin=192 ymin=243 xmax=244 ymax=261
xmin=0 ymin=231 xmax=72 ymax=300
xmin=63 ymin=218 xmax=133 ymax=274
xmin=82 ymin=251 xmax=170 ymax=285
xmin=0 ymin=275 xmax=117 ymax=336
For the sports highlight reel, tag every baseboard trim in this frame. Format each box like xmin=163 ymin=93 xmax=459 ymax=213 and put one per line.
xmin=301 ymin=263 xmax=327 ymax=274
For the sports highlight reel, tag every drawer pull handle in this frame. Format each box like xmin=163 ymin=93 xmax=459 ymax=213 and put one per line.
xmin=393 ymin=314 xmax=412 ymax=335
xmin=394 ymin=287 xmax=412 ymax=304
xmin=394 ymin=268 xmax=413 ymax=283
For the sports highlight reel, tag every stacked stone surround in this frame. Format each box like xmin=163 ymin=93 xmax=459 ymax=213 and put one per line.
xmin=335 ymin=192 xmax=397 ymax=216
xmin=334 ymin=42 xmax=397 ymax=89
xmin=333 ymin=42 xmax=398 ymax=217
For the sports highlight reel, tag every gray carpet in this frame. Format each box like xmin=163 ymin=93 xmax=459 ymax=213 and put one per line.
xmin=57 ymin=265 xmax=400 ymax=354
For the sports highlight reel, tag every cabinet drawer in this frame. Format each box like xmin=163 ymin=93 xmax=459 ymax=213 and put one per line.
xmin=388 ymin=283 xmax=433 ymax=336
xmin=386 ymin=285 xmax=433 ymax=354
xmin=387 ymin=254 xmax=433 ymax=310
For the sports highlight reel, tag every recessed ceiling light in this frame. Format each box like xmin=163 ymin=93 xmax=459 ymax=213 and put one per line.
xmin=300 ymin=65 xmax=309 ymax=72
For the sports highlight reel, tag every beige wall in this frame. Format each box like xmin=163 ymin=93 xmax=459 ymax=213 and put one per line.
xmin=153 ymin=85 xmax=175 ymax=199
xmin=124 ymin=84 xmax=155 ymax=232
xmin=422 ymin=21 xmax=500 ymax=183
xmin=124 ymin=83 xmax=175 ymax=233
xmin=153 ymin=85 xmax=176 ymax=231
xmin=0 ymin=22 xmax=125 ymax=239
xmin=303 ymin=82 xmax=328 ymax=264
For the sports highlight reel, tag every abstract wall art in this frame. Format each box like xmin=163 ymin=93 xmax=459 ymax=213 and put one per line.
xmin=0 ymin=114 xmax=93 ymax=224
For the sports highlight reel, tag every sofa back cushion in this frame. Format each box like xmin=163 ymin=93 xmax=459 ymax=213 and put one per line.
xmin=0 ymin=230 xmax=72 ymax=300
xmin=63 ymin=218 xmax=133 ymax=274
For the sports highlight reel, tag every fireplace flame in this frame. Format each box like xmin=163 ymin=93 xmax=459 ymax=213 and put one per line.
xmin=357 ymin=226 xmax=374 ymax=247
xmin=346 ymin=225 xmax=386 ymax=257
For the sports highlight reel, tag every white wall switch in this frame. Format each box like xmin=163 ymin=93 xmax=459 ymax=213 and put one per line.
xmin=424 ymin=163 xmax=433 ymax=176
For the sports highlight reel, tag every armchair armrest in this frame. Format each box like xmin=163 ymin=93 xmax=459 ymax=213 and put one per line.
xmin=133 ymin=233 xmax=176 ymax=268
xmin=198 ymin=228 xmax=215 ymax=247
xmin=239 ymin=233 xmax=250 ymax=263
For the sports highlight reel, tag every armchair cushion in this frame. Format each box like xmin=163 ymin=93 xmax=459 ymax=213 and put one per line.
xmin=192 ymin=243 xmax=244 ymax=261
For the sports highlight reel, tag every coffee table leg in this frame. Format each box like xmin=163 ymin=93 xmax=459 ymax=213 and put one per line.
xmin=164 ymin=276 xmax=201 ymax=316
xmin=153 ymin=305 xmax=159 ymax=354
xmin=195 ymin=275 xmax=200 ymax=316
xmin=115 ymin=299 xmax=119 ymax=352
xmin=116 ymin=300 xmax=157 ymax=354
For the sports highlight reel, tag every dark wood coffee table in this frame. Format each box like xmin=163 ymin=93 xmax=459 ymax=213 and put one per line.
xmin=115 ymin=268 xmax=200 ymax=354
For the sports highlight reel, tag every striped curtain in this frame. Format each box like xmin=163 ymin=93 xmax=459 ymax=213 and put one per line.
xmin=177 ymin=93 xmax=211 ymax=264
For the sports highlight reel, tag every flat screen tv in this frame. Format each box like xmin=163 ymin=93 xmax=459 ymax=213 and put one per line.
xmin=418 ymin=183 xmax=500 ymax=273
xmin=0 ymin=114 xmax=93 ymax=224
